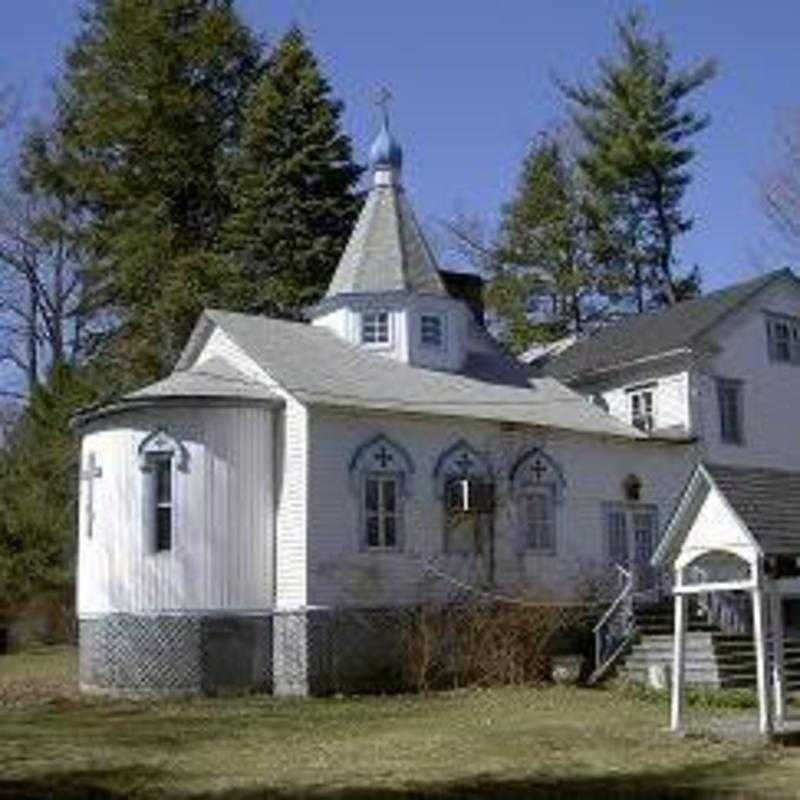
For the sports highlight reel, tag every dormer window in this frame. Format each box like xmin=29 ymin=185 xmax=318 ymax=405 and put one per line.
xmin=420 ymin=314 xmax=444 ymax=348
xmin=766 ymin=313 xmax=800 ymax=364
xmin=629 ymin=388 xmax=655 ymax=432
xmin=361 ymin=311 xmax=389 ymax=345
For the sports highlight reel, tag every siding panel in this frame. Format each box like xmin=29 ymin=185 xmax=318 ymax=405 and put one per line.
xmin=78 ymin=404 xmax=274 ymax=616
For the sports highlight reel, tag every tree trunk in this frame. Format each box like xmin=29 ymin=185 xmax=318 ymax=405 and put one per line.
xmin=26 ymin=274 xmax=38 ymax=391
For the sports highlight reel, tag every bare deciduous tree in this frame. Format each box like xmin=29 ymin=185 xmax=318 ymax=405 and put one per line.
xmin=0 ymin=127 xmax=89 ymax=395
xmin=763 ymin=109 xmax=800 ymax=257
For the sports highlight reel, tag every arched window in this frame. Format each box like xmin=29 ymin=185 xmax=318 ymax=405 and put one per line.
xmin=509 ymin=448 xmax=566 ymax=555
xmin=138 ymin=429 xmax=188 ymax=553
xmin=433 ymin=440 xmax=493 ymax=555
xmin=349 ymin=434 xmax=414 ymax=551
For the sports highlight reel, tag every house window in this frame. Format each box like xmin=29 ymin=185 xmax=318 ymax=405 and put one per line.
xmin=361 ymin=311 xmax=389 ymax=344
xmin=364 ymin=474 xmax=399 ymax=549
xmin=434 ymin=441 xmax=494 ymax=556
xmin=147 ymin=453 xmax=173 ymax=552
xmin=420 ymin=314 xmax=444 ymax=348
xmin=349 ymin=434 xmax=413 ymax=552
xmin=766 ymin=314 xmax=800 ymax=363
xmin=629 ymin=389 xmax=654 ymax=432
xmin=716 ymin=379 xmax=743 ymax=445
xmin=509 ymin=448 xmax=566 ymax=555
xmin=520 ymin=487 xmax=556 ymax=552
xmin=604 ymin=503 xmax=659 ymax=590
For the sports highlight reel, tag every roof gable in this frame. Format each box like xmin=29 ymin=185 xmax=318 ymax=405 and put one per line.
xmin=653 ymin=462 xmax=800 ymax=568
xmin=541 ymin=269 xmax=797 ymax=382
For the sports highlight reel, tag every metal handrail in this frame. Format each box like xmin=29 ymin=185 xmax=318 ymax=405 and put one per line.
xmin=593 ymin=564 xmax=634 ymax=672
xmin=592 ymin=565 xmax=632 ymax=633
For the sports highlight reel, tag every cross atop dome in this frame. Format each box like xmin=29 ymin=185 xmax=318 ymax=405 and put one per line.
xmin=369 ymin=86 xmax=403 ymax=177
xmin=374 ymin=86 xmax=392 ymax=125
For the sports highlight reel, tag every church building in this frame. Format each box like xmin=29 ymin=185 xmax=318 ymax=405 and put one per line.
xmin=74 ymin=113 xmax=693 ymax=696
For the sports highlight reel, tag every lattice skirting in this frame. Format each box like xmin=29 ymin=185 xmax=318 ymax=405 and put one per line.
xmin=79 ymin=614 xmax=272 ymax=695
xmin=272 ymin=607 xmax=409 ymax=696
xmin=80 ymin=608 xmax=413 ymax=697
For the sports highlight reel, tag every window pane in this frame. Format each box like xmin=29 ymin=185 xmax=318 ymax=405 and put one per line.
xmin=156 ymin=507 xmax=172 ymax=551
xmin=365 ymin=479 xmax=379 ymax=511
xmin=524 ymin=491 xmax=554 ymax=550
xmin=155 ymin=458 xmax=171 ymax=504
xmin=382 ymin=479 xmax=396 ymax=513
xmin=607 ymin=508 xmax=628 ymax=566
xmin=384 ymin=515 xmax=397 ymax=547
xmin=421 ymin=315 xmax=443 ymax=347
xmin=540 ymin=521 xmax=554 ymax=551
xmin=362 ymin=312 xmax=389 ymax=344
xmin=718 ymin=381 xmax=742 ymax=443
xmin=376 ymin=313 xmax=388 ymax=341
xmin=366 ymin=515 xmax=380 ymax=547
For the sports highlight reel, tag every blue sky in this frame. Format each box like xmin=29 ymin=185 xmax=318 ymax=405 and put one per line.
xmin=1 ymin=0 xmax=799 ymax=291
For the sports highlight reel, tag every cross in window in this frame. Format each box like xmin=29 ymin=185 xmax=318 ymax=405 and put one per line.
xmin=454 ymin=451 xmax=474 ymax=475
xmin=374 ymin=445 xmax=394 ymax=468
xmin=80 ymin=452 xmax=102 ymax=538
xmin=530 ymin=458 xmax=548 ymax=482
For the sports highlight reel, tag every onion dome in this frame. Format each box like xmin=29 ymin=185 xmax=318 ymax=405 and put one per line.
xmin=369 ymin=118 xmax=403 ymax=172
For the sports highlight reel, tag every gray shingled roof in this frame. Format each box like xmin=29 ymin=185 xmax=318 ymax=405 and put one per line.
xmin=704 ymin=463 xmax=800 ymax=555
xmin=325 ymin=182 xmax=448 ymax=298
xmin=126 ymin=357 xmax=280 ymax=402
xmin=72 ymin=356 xmax=282 ymax=427
xmin=195 ymin=309 xmax=648 ymax=439
xmin=540 ymin=269 xmax=794 ymax=382
xmin=654 ymin=462 xmax=800 ymax=566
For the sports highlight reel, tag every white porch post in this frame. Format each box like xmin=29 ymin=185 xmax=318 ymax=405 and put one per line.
xmin=752 ymin=578 xmax=773 ymax=736
xmin=670 ymin=567 xmax=687 ymax=733
xmin=770 ymin=592 xmax=786 ymax=727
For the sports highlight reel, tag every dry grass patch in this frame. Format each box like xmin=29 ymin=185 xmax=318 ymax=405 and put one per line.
xmin=1 ymin=647 xmax=800 ymax=798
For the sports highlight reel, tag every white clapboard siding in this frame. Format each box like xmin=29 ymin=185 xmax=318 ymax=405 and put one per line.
xmin=693 ymin=279 xmax=800 ymax=470
xmin=78 ymin=403 xmax=273 ymax=616
xmin=600 ymin=371 xmax=689 ymax=434
xmin=305 ymin=408 xmax=694 ymax=607
xmin=274 ymin=398 xmax=309 ymax=608
xmin=190 ymin=323 xmax=312 ymax=610
xmin=313 ymin=295 xmax=471 ymax=373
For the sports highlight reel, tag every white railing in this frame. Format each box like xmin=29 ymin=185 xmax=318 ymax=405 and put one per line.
xmin=592 ymin=564 xmax=635 ymax=675
xmin=688 ymin=565 xmax=750 ymax=634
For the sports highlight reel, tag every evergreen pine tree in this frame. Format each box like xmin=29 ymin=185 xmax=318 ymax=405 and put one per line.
xmin=56 ymin=0 xmax=262 ymax=377
xmin=560 ymin=9 xmax=715 ymax=311
xmin=0 ymin=363 xmax=98 ymax=612
xmin=491 ymin=133 xmax=596 ymax=351
xmin=221 ymin=26 xmax=363 ymax=318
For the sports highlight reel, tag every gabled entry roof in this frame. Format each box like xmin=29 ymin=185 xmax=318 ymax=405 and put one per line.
xmin=653 ymin=463 xmax=800 ymax=567
xmin=702 ymin=464 xmax=800 ymax=554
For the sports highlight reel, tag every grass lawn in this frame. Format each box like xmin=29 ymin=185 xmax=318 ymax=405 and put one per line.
xmin=2 ymin=648 xmax=800 ymax=798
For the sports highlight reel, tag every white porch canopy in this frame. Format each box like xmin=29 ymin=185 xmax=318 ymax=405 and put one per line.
xmin=653 ymin=463 xmax=800 ymax=737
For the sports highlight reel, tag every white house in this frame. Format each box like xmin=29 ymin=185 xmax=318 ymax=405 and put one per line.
xmin=535 ymin=269 xmax=800 ymax=686
xmin=535 ymin=268 xmax=800 ymax=469
xmin=73 ymin=115 xmax=693 ymax=696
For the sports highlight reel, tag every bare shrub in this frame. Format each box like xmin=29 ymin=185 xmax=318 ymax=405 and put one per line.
xmin=402 ymin=593 xmax=594 ymax=693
